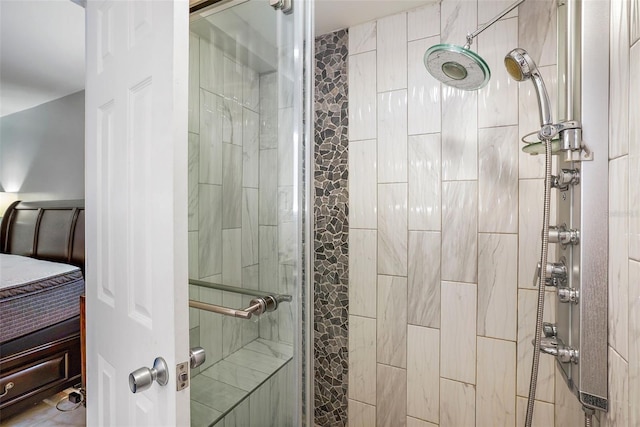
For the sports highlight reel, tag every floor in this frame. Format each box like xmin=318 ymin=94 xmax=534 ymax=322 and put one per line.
xmin=0 ymin=390 xmax=85 ymax=427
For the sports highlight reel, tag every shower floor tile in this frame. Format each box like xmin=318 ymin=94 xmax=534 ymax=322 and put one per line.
xmin=200 ymin=360 xmax=269 ymax=391
xmin=244 ymin=338 xmax=293 ymax=360
xmin=223 ymin=348 xmax=286 ymax=374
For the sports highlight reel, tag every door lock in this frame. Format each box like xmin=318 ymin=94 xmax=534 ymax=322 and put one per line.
xmin=129 ymin=357 xmax=169 ymax=393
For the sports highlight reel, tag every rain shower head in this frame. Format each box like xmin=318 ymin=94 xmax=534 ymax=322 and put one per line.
xmin=423 ymin=0 xmax=526 ymax=91
xmin=504 ymin=48 xmax=553 ymax=127
xmin=423 ymin=44 xmax=490 ymax=91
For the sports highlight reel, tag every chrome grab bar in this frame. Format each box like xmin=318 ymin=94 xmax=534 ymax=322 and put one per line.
xmin=189 ymin=294 xmax=291 ymax=320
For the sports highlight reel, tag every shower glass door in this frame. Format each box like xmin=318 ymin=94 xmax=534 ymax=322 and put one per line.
xmin=186 ymin=1 xmax=310 ymax=425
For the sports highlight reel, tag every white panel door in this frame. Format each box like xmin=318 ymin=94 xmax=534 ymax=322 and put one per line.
xmin=85 ymin=0 xmax=189 ymax=425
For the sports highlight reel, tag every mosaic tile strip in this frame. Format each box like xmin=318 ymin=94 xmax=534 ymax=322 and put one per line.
xmin=314 ymin=29 xmax=349 ymax=427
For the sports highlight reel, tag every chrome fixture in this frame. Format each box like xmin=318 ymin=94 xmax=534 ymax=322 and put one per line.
xmin=548 ymin=224 xmax=580 ymax=246
xmin=189 ymin=293 xmax=291 ymax=320
xmin=269 ymin=0 xmax=292 ymax=14
xmin=551 ymin=169 xmax=581 ymax=190
xmin=558 ymin=287 xmax=579 ymax=304
xmin=424 ymin=0 xmax=525 ymax=90
xmin=538 ymin=337 xmax=579 ymax=364
xmin=129 ymin=357 xmax=169 ymax=394
xmin=542 ymin=322 xmax=557 ymax=338
xmin=189 ymin=347 xmax=206 ymax=369
xmin=533 ymin=258 xmax=568 ymax=287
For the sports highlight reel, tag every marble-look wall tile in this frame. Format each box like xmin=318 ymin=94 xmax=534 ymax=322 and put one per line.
xmin=223 ymin=398 xmax=250 ymax=427
xmin=518 ymin=0 xmax=557 ymax=67
xmin=259 ymin=149 xmax=277 ymax=225
xmin=407 ymin=325 xmax=439 ymax=423
xmin=349 ymin=399 xmax=376 ymax=427
xmin=407 ymin=417 xmax=438 ymax=427
xmin=440 ymin=0 xmax=477 ymax=45
xmin=199 ymin=287 xmax=223 ymax=369
xmin=408 ymin=231 xmax=440 ymax=328
xmin=223 ymin=98 xmax=243 ymax=147
xmin=200 ymin=90 xmax=223 ymax=185
xmin=516 ymin=397 xmax=554 ymax=427
xmin=189 ymin=133 xmax=199 ymax=231
xmin=259 ymin=72 xmax=278 ymax=149
xmin=224 ymin=56 xmax=242 ymax=105
xmin=378 ymin=90 xmax=408 ymax=183
xmin=441 ymin=281 xmax=477 ymax=384
xmin=408 ymin=2 xmax=440 ymax=41
xmin=518 ymin=65 xmax=557 ymax=179
xmin=349 ymin=315 xmax=377 ymax=404
xmin=349 ymin=139 xmax=377 ymax=229
xmin=609 ymin=156 xmax=629 ymax=359
xmin=243 ymin=109 xmax=259 ymax=189
xmin=189 ymin=231 xmax=199 ymax=279
xmin=222 ymin=143 xmax=242 ymax=229
xmin=601 ymin=348 xmax=629 ymax=427
xmin=478 ymin=233 xmax=517 ymax=341
xmin=408 ymin=37 xmax=441 ymax=136
xmin=517 ymin=289 xmax=556 ymax=402
xmin=477 ymin=18 xmax=519 ymax=128
xmin=630 ymin=260 xmax=640 ymax=427
xmin=222 ymin=228 xmax=241 ymax=287
xmin=189 ymin=33 xmax=200 ymax=134
xmin=278 ymin=107 xmax=294 ymax=187
xmin=408 ymin=134 xmax=441 ymax=230
xmin=222 ymin=291 xmax=243 ymax=357
xmin=441 ymin=181 xmax=477 ymax=283
xmin=200 ymin=39 xmax=224 ymax=96
xmin=198 ymin=184 xmax=222 ymax=278
xmin=258 ymin=226 xmax=278 ymax=292
xmin=242 ymin=188 xmax=258 ymax=268
xmin=243 ymin=66 xmax=259 ymax=112
xmin=349 ymin=229 xmax=377 ymax=318
xmin=478 ymin=126 xmax=518 ymax=233
xmin=349 ymin=51 xmax=377 ymax=141
xmin=377 ymin=13 xmax=408 ymax=92
xmin=378 ymin=183 xmax=408 ymax=276
xmin=189 ymin=284 xmax=200 ymax=330
xmin=633 ymin=0 xmax=640 ymax=44
xmin=377 ymin=275 xmax=407 ymax=368
xmin=441 ymin=88 xmax=478 ymax=181
xmin=440 ymin=378 xmax=475 ymax=427
xmin=518 ymin=179 xmax=555 ymax=289
xmin=477 ymin=337 xmax=516 ymax=427
xmin=377 ymin=364 xmax=407 ymax=427
xmin=349 ymin=21 xmax=376 ymax=54
xmin=478 ymin=0 xmax=518 ymax=24
xmin=630 ymin=42 xmax=640 ymax=261
xmin=609 ymin=0 xmax=630 ymax=159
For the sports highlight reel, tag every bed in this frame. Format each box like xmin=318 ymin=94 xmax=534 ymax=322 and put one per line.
xmin=0 ymin=200 xmax=85 ymax=420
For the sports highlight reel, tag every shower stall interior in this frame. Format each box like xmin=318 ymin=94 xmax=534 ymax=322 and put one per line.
xmin=185 ymin=1 xmax=311 ymax=425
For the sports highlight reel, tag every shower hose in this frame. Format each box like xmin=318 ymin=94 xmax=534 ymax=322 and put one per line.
xmin=524 ymin=137 xmax=552 ymax=427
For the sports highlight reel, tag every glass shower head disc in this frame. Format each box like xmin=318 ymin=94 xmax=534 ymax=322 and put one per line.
xmin=424 ymin=44 xmax=491 ymax=91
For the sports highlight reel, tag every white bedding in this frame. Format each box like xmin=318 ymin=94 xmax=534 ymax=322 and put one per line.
xmin=1 ymin=253 xmax=79 ymax=291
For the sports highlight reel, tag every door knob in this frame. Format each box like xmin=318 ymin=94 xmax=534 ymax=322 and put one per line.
xmin=190 ymin=347 xmax=206 ymax=369
xmin=129 ymin=357 xmax=169 ymax=393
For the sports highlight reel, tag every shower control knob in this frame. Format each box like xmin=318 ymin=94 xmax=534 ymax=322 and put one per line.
xmin=548 ymin=225 xmax=580 ymax=246
xmin=538 ymin=337 xmax=579 ymax=364
xmin=533 ymin=259 xmax=567 ymax=287
xmin=551 ymin=169 xmax=580 ymax=191
xmin=542 ymin=322 xmax=557 ymax=338
xmin=558 ymin=287 xmax=579 ymax=304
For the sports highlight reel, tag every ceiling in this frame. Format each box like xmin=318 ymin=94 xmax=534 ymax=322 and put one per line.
xmin=0 ymin=0 xmax=434 ymax=117
xmin=0 ymin=1 xmax=85 ymax=117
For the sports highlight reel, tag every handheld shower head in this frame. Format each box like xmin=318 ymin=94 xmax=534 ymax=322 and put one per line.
xmin=504 ymin=48 xmax=553 ymax=127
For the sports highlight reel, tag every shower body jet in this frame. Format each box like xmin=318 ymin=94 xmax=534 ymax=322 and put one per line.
xmin=423 ymin=0 xmax=525 ymax=90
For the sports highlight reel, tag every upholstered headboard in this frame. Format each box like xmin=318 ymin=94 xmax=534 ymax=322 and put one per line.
xmin=0 ymin=200 xmax=85 ymax=271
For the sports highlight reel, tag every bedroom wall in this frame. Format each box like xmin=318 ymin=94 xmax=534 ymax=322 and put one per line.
xmin=0 ymin=90 xmax=85 ymax=201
